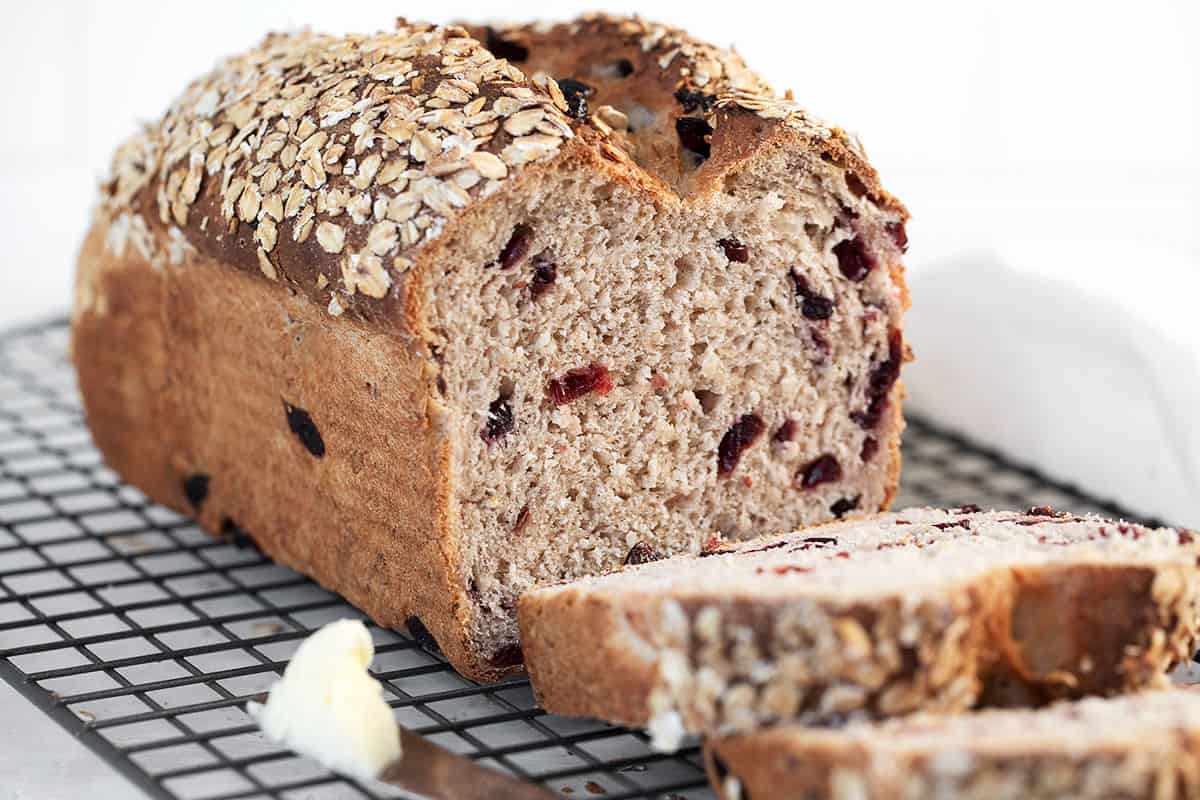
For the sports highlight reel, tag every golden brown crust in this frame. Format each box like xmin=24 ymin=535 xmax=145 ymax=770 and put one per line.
xmin=73 ymin=221 xmax=510 ymax=680
xmin=704 ymin=691 xmax=1200 ymax=800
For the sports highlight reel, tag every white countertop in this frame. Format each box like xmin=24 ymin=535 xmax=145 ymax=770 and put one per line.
xmin=0 ymin=680 xmax=142 ymax=800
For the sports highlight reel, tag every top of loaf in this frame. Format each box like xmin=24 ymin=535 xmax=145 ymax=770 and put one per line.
xmin=526 ymin=506 xmax=1197 ymax=600
xmin=95 ymin=14 xmax=896 ymax=324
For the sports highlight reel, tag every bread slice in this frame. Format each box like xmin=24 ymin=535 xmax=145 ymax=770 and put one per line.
xmin=72 ymin=15 xmax=908 ymax=681
xmin=704 ymin=689 xmax=1200 ymax=800
xmin=518 ymin=507 xmax=1200 ymax=744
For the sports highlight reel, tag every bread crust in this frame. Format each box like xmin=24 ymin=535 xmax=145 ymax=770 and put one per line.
xmin=74 ymin=15 xmax=909 ymax=680
xmin=73 ymin=222 xmax=502 ymax=677
xmin=704 ymin=690 xmax=1200 ymax=799
xmin=517 ymin=511 xmax=1200 ymax=734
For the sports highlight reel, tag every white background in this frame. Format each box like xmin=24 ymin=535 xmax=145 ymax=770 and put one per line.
xmin=0 ymin=2 xmax=1197 ymax=511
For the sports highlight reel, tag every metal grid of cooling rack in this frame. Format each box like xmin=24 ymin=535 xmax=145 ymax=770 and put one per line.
xmin=0 ymin=316 xmax=1160 ymax=800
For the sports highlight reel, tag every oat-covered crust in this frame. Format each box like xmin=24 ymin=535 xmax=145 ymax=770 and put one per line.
xmin=101 ymin=21 xmax=575 ymax=324
xmin=705 ymin=689 xmax=1200 ymax=800
xmin=97 ymin=14 xmax=904 ymax=328
xmin=518 ymin=507 xmax=1200 ymax=743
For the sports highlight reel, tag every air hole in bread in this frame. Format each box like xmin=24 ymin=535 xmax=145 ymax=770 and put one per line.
xmin=676 ymin=117 xmax=713 ymax=161
xmin=693 ymin=389 xmax=721 ymax=415
xmin=529 ymin=253 xmax=557 ymax=299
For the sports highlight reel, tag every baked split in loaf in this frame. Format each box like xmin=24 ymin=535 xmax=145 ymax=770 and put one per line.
xmin=517 ymin=507 xmax=1200 ymax=744
xmin=704 ymin=689 xmax=1200 ymax=800
xmin=72 ymin=15 xmax=908 ymax=681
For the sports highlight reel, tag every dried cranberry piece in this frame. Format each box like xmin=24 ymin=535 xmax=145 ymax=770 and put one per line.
xmin=405 ymin=616 xmax=442 ymax=653
xmin=745 ymin=539 xmax=789 ymax=554
xmin=860 ymin=436 xmax=879 ymax=462
xmin=797 ymin=454 xmax=842 ymax=489
xmin=803 ymin=296 xmax=834 ymax=321
xmin=557 ymin=78 xmax=593 ymax=119
xmin=529 ymin=255 xmax=557 ymax=298
xmin=547 ymin=364 xmax=613 ymax=405
xmin=221 ymin=517 xmax=258 ymax=551
xmin=615 ymin=58 xmax=635 ymax=77
xmin=851 ymin=330 xmax=903 ymax=429
xmin=673 ymin=87 xmax=716 ymax=113
xmin=956 ymin=504 xmax=982 ymax=514
xmin=675 ymin=117 xmax=712 ymax=160
xmin=624 ymin=542 xmax=665 ymax=565
xmin=886 ymin=221 xmax=909 ymax=253
xmin=773 ymin=419 xmax=797 ymax=443
xmin=717 ymin=414 xmax=765 ymax=478
xmin=182 ymin=473 xmax=209 ymax=510
xmin=512 ymin=504 xmax=531 ymax=534
xmin=498 ymin=224 xmax=533 ymax=268
xmin=718 ymin=237 xmax=750 ymax=263
xmin=283 ymin=401 xmax=325 ymax=457
xmin=830 ymin=496 xmax=861 ymax=518
xmin=833 ymin=237 xmax=876 ymax=282
xmin=766 ymin=564 xmax=814 ymax=575
xmin=791 ymin=273 xmax=835 ymax=320
xmin=481 ymin=397 xmax=514 ymax=444
xmin=484 ymin=27 xmax=528 ymax=62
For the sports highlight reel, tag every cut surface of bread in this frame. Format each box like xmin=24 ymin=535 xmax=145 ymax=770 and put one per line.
xmin=705 ymin=689 xmax=1200 ymax=800
xmin=72 ymin=15 xmax=908 ymax=681
xmin=518 ymin=507 xmax=1200 ymax=743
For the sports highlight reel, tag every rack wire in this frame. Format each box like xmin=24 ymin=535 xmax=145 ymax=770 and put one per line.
xmin=0 ymin=316 xmax=1160 ymax=800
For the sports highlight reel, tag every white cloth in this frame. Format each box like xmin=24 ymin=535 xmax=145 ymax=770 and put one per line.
xmin=905 ymin=241 xmax=1200 ymax=527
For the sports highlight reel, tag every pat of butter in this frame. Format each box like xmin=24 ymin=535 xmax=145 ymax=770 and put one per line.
xmin=247 ymin=619 xmax=401 ymax=781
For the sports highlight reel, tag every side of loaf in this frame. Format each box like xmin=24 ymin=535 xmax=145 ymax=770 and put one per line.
xmin=517 ymin=507 xmax=1200 ymax=742
xmin=73 ymin=15 xmax=909 ymax=681
xmin=705 ymin=689 xmax=1200 ymax=800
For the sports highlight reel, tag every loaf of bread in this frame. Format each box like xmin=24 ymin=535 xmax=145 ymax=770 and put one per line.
xmin=518 ymin=507 xmax=1200 ymax=745
xmin=72 ymin=15 xmax=909 ymax=681
xmin=704 ymin=689 xmax=1200 ymax=800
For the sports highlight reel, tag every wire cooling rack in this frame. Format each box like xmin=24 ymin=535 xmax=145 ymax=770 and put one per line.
xmin=0 ymin=316 xmax=1161 ymax=800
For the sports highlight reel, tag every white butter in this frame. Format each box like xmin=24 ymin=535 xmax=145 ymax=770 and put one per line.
xmin=247 ymin=619 xmax=401 ymax=782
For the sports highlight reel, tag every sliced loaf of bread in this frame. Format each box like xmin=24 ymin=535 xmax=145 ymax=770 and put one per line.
xmin=704 ymin=689 xmax=1200 ymax=800
xmin=73 ymin=14 xmax=908 ymax=681
xmin=517 ymin=507 xmax=1200 ymax=745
